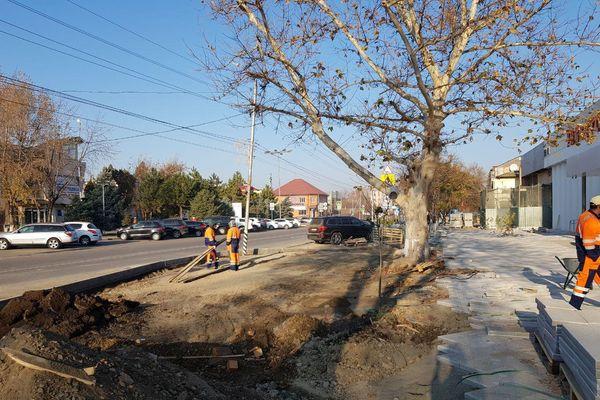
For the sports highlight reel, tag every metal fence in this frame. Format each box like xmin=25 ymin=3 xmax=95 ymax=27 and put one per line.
xmin=482 ymin=184 xmax=552 ymax=229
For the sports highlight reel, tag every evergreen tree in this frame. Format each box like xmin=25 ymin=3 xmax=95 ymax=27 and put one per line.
xmin=136 ymin=168 xmax=165 ymax=218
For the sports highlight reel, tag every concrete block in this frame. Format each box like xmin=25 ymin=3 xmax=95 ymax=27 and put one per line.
xmin=562 ymin=324 xmax=600 ymax=368
xmin=465 ymin=385 xmax=559 ymax=400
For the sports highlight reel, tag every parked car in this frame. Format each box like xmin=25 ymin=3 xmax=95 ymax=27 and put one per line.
xmin=117 ymin=221 xmax=169 ymax=241
xmin=250 ymin=217 xmax=267 ymax=230
xmin=0 ymin=223 xmax=78 ymax=250
xmin=286 ymin=218 xmax=300 ymax=227
xmin=307 ymin=216 xmax=373 ymax=245
xmin=230 ymin=217 xmax=261 ymax=231
xmin=203 ymin=216 xmax=233 ymax=235
xmin=159 ymin=218 xmax=189 ymax=238
xmin=274 ymin=218 xmax=294 ymax=229
xmin=65 ymin=221 xmax=102 ymax=246
xmin=299 ymin=218 xmax=312 ymax=225
xmin=264 ymin=219 xmax=278 ymax=230
xmin=184 ymin=220 xmax=207 ymax=237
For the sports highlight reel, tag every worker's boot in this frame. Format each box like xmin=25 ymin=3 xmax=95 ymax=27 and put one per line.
xmin=230 ymin=264 xmax=238 ymax=271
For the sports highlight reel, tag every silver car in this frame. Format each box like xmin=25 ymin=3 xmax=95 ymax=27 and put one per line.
xmin=65 ymin=221 xmax=102 ymax=246
xmin=0 ymin=223 xmax=78 ymax=250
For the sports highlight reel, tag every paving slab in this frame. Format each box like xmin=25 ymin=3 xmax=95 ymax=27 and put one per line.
xmin=464 ymin=384 xmax=560 ymax=400
xmin=562 ymin=324 xmax=600 ymax=368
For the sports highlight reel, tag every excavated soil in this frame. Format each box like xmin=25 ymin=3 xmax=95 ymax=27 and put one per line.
xmin=0 ymin=288 xmax=138 ymax=339
xmin=0 ymin=245 xmax=472 ymax=400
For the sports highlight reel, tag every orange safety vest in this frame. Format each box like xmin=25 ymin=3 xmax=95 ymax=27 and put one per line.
xmin=576 ymin=210 xmax=600 ymax=250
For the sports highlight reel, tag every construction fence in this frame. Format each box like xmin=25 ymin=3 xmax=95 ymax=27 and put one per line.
xmin=482 ymin=184 xmax=552 ymax=230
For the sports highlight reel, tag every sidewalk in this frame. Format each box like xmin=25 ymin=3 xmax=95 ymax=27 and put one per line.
xmin=436 ymin=229 xmax=599 ymax=399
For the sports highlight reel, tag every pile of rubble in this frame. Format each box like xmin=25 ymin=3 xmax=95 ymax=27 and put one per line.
xmin=0 ymin=288 xmax=138 ymax=338
xmin=0 ymin=326 xmax=225 ymax=400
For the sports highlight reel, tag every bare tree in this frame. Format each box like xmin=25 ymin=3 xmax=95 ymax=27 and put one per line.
xmin=0 ymin=74 xmax=107 ymax=226
xmin=204 ymin=0 xmax=599 ymax=261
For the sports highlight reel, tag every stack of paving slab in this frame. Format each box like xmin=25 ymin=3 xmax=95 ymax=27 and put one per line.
xmin=560 ymin=323 xmax=600 ymax=400
xmin=535 ymin=297 xmax=599 ymax=365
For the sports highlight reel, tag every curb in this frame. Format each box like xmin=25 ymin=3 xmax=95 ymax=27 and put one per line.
xmin=0 ymin=255 xmax=195 ymax=309
xmin=0 ymin=242 xmax=312 ymax=310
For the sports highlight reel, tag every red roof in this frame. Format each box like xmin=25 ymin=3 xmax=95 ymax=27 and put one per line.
xmin=273 ymin=179 xmax=327 ymax=196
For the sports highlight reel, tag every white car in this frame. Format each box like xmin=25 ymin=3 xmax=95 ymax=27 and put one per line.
xmin=274 ymin=218 xmax=294 ymax=229
xmin=231 ymin=217 xmax=260 ymax=231
xmin=286 ymin=218 xmax=301 ymax=227
xmin=65 ymin=221 xmax=102 ymax=246
xmin=265 ymin=219 xmax=279 ymax=230
xmin=0 ymin=223 xmax=78 ymax=250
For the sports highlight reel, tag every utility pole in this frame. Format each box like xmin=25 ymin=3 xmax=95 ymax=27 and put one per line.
xmin=264 ymin=148 xmax=291 ymax=219
xmin=242 ymin=80 xmax=258 ymax=256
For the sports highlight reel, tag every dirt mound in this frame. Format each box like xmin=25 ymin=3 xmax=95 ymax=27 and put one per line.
xmin=0 ymin=326 xmax=224 ymax=400
xmin=0 ymin=288 xmax=138 ymax=339
xmin=270 ymin=314 xmax=321 ymax=367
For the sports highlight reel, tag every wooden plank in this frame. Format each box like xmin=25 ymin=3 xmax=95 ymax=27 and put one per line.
xmin=169 ymin=238 xmax=226 ymax=283
xmin=158 ymin=353 xmax=245 ymax=360
xmin=1 ymin=347 xmax=95 ymax=386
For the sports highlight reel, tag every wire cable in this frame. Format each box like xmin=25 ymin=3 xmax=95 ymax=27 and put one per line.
xmin=0 ymin=21 xmax=213 ymax=101
xmin=6 ymin=0 xmax=207 ymax=86
xmin=0 ymin=75 xmax=243 ymax=144
xmin=64 ymin=0 xmax=197 ymax=65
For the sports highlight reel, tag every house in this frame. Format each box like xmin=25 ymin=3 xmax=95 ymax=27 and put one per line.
xmin=482 ymin=156 xmax=521 ymax=229
xmin=273 ymin=179 xmax=328 ymax=218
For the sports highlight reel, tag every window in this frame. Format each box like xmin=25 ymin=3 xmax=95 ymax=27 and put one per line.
xmin=327 ymin=217 xmax=340 ymax=225
xmin=88 ymin=224 xmax=98 ymax=230
xmin=132 ymin=223 xmax=143 ymax=229
xmin=299 ymin=197 xmax=306 ymax=203
xmin=299 ymin=210 xmax=307 ymax=215
xmin=18 ymin=226 xmax=34 ymax=233
xmin=340 ymin=218 xmax=352 ymax=225
xmin=68 ymin=223 xmax=83 ymax=229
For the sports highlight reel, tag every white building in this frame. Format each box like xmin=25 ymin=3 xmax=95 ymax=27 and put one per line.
xmin=543 ymin=101 xmax=600 ymax=232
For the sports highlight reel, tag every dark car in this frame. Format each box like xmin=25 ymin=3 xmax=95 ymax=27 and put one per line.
xmin=159 ymin=218 xmax=189 ymax=238
xmin=307 ymin=216 xmax=373 ymax=245
xmin=184 ymin=220 xmax=207 ymax=237
xmin=203 ymin=216 xmax=232 ymax=235
xmin=117 ymin=221 xmax=170 ymax=241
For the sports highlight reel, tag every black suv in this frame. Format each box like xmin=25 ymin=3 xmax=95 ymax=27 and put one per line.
xmin=203 ymin=216 xmax=232 ymax=235
xmin=117 ymin=221 xmax=172 ymax=241
xmin=159 ymin=218 xmax=189 ymax=238
xmin=307 ymin=216 xmax=373 ymax=245
xmin=184 ymin=220 xmax=207 ymax=237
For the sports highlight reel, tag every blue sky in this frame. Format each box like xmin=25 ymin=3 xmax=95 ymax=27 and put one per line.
xmin=1 ymin=0 xmax=596 ymax=193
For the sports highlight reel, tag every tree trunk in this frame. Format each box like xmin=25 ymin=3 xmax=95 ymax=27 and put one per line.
xmin=402 ymin=119 xmax=442 ymax=262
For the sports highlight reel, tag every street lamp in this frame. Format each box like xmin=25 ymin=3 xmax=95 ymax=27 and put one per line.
xmin=264 ymin=148 xmax=291 ymax=218
xmin=101 ymin=180 xmax=118 ymax=230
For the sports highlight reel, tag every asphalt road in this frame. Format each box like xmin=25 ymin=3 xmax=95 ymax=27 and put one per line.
xmin=0 ymin=228 xmax=310 ymax=300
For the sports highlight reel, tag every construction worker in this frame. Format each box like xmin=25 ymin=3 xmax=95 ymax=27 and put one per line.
xmin=227 ymin=221 xmax=242 ymax=271
xmin=570 ymin=195 xmax=600 ymax=309
xmin=204 ymin=223 xmax=220 ymax=269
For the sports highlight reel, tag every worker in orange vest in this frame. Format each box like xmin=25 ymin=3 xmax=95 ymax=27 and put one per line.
xmin=570 ymin=195 xmax=600 ymax=309
xmin=204 ymin=223 xmax=220 ymax=269
xmin=226 ymin=221 xmax=241 ymax=271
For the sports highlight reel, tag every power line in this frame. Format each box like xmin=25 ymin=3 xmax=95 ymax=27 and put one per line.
xmin=6 ymin=0 xmax=207 ymax=86
xmin=0 ymin=75 xmax=243 ymax=144
xmin=0 ymin=21 xmax=213 ymax=101
xmin=0 ymin=95 xmax=245 ymax=144
xmin=0 ymin=76 xmax=355 ymax=188
xmin=60 ymin=90 xmax=214 ymax=95
xmin=64 ymin=0 xmax=197 ymax=65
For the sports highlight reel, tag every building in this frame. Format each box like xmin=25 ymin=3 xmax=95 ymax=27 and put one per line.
xmin=273 ymin=179 xmax=328 ymax=218
xmin=541 ymin=101 xmax=600 ymax=231
xmin=483 ymin=100 xmax=600 ymax=232
xmin=0 ymin=137 xmax=85 ymax=231
xmin=482 ymin=156 xmax=521 ymax=229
